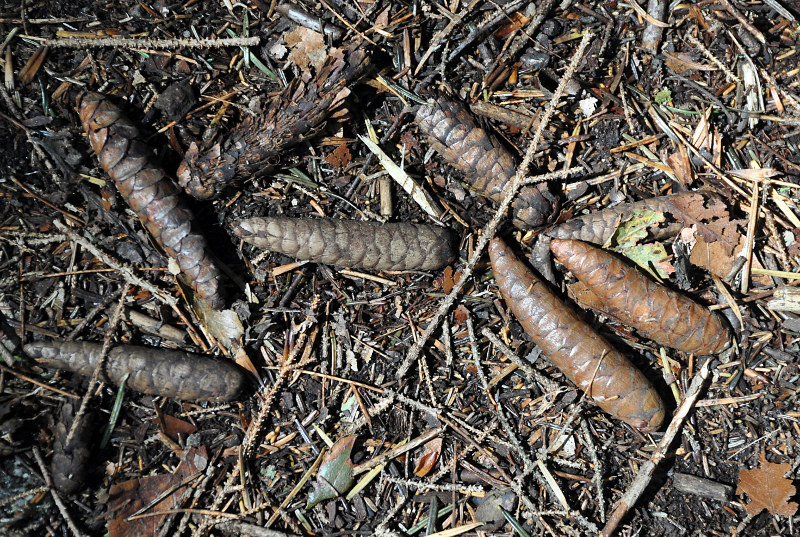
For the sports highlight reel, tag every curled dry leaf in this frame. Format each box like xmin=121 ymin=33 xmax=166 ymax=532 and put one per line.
xmin=108 ymin=447 xmax=208 ymax=537
xmin=489 ymin=237 xmax=665 ymax=432
xmin=736 ymin=452 xmax=799 ymax=517
xmin=76 ymin=92 xmax=225 ymax=310
xmin=25 ymin=340 xmax=246 ymax=402
xmin=234 ymin=217 xmax=457 ymax=271
xmin=413 ymin=437 xmax=442 ymax=477
xmin=550 ymin=239 xmax=731 ymax=354
xmin=415 ymin=98 xmax=556 ymax=230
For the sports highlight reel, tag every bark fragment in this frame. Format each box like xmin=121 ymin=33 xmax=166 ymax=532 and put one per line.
xmin=489 ymin=237 xmax=665 ymax=432
xmin=233 ymin=217 xmax=457 ymax=271
xmin=26 ymin=340 xmax=246 ymax=401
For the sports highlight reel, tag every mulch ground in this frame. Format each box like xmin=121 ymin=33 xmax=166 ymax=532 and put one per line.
xmin=1 ymin=1 xmax=799 ymax=536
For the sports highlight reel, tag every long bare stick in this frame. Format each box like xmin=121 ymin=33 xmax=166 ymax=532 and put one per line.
xmin=396 ymin=30 xmax=594 ymax=379
xmin=600 ymin=357 xmax=713 ymax=537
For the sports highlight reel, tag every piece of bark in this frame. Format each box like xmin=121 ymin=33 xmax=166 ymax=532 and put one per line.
xmin=51 ymin=399 xmax=95 ymax=494
xmin=672 ymin=472 xmax=733 ymax=502
xmin=415 ymin=98 xmax=556 ymax=230
xmin=550 ymin=239 xmax=732 ymax=355
xmin=76 ymin=92 xmax=225 ymax=310
xmin=176 ymin=43 xmax=369 ymax=199
xmin=767 ymin=286 xmax=800 ymax=313
xmin=233 ymin=217 xmax=457 ymax=271
xmin=26 ymin=340 xmax=245 ymax=401
xmin=489 ymin=237 xmax=665 ymax=432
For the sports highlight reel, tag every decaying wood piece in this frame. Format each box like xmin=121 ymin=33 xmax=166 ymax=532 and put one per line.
xmin=546 ymin=192 xmax=709 ymax=244
xmin=176 ymin=43 xmax=370 ymax=199
xmin=51 ymin=399 xmax=94 ymax=494
xmin=76 ymin=92 xmax=225 ymax=310
xmin=233 ymin=217 xmax=457 ymax=271
xmin=550 ymin=239 xmax=731 ymax=355
xmin=26 ymin=340 xmax=246 ymax=401
xmin=415 ymin=98 xmax=556 ymax=230
xmin=489 ymin=237 xmax=665 ymax=432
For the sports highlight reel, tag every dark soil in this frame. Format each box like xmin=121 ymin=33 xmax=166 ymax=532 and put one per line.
xmin=1 ymin=1 xmax=799 ymax=536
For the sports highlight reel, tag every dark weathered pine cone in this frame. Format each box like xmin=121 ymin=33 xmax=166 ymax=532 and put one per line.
xmin=26 ymin=340 xmax=246 ymax=401
xmin=489 ymin=237 xmax=665 ymax=432
xmin=546 ymin=192 xmax=714 ymax=244
xmin=415 ymin=99 xmax=556 ymax=230
xmin=177 ymin=44 xmax=370 ymax=199
xmin=550 ymin=239 xmax=731 ymax=355
xmin=51 ymin=400 xmax=94 ymax=494
xmin=77 ymin=92 xmax=225 ymax=310
xmin=233 ymin=217 xmax=457 ymax=271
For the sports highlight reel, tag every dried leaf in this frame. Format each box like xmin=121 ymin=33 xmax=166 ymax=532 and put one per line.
xmin=195 ymin=298 xmax=244 ymax=353
xmin=285 ymin=27 xmax=327 ymax=72
xmin=663 ymin=52 xmax=716 ymax=74
xmin=603 ymin=209 xmax=666 ymax=249
xmin=108 ymin=447 xmax=207 ymax=537
xmin=413 ymin=437 xmax=442 ymax=477
xmin=325 ymin=143 xmax=352 ymax=170
xmin=736 ymin=453 xmax=799 ymax=517
xmin=307 ymin=435 xmax=356 ymax=508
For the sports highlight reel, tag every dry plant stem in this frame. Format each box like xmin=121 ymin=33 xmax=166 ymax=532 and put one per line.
xmin=53 ymin=219 xmax=178 ymax=307
xmin=481 ymin=327 xmax=561 ymax=392
xmin=469 ymin=318 xmax=533 ymax=468
xmin=414 ymin=0 xmax=481 ymax=75
xmin=213 ymin=521 xmax=298 ymax=537
xmin=580 ymin=418 xmax=606 ymax=522
xmin=37 ymin=36 xmax=260 ymax=48
xmin=66 ymin=284 xmax=129 ymax=446
xmin=718 ymin=0 xmax=766 ymax=44
xmin=32 ymin=446 xmax=85 ymax=537
xmin=600 ymin=357 xmax=713 ymax=537
xmin=396 ymin=31 xmax=593 ymax=379
xmin=641 ymin=0 xmax=667 ymax=53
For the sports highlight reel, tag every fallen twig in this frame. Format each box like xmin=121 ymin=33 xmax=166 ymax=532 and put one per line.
xmin=600 ymin=357 xmax=714 ymax=537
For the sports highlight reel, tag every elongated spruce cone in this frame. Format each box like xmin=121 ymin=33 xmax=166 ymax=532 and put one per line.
xmin=76 ymin=92 xmax=225 ymax=310
xmin=546 ymin=192 xmax=713 ymax=244
xmin=51 ymin=400 xmax=94 ymax=494
xmin=415 ymin=99 xmax=556 ymax=229
xmin=233 ymin=217 xmax=457 ymax=271
xmin=26 ymin=340 xmax=246 ymax=401
xmin=550 ymin=239 xmax=732 ymax=354
xmin=489 ymin=237 xmax=665 ymax=432
xmin=177 ymin=43 xmax=370 ymax=199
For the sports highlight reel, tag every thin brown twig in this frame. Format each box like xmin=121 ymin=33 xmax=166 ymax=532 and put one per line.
xmin=601 ymin=357 xmax=714 ymax=537
xmin=396 ymin=30 xmax=593 ymax=379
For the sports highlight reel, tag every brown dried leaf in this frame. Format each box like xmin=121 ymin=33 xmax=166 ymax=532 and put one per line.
xmin=108 ymin=447 xmax=207 ymax=537
xmin=285 ymin=27 xmax=327 ymax=72
xmin=663 ymin=52 xmax=716 ymax=74
xmin=414 ymin=437 xmax=442 ymax=477
xmin=736 ymin=453 xmax=799 ymax=517
xmin=325 ymin=143 xmax=352 ymax=170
